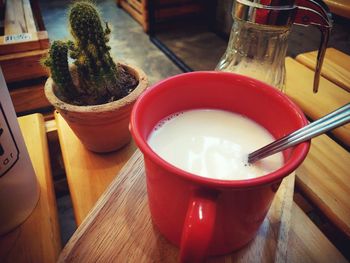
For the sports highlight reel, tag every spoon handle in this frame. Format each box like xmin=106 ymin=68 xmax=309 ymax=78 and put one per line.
xmin=248 ymin=103 xmax=350 ymax=163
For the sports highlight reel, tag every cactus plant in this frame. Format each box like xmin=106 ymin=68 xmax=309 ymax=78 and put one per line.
xmin=43 ymin=1 xmax=138 ymax=105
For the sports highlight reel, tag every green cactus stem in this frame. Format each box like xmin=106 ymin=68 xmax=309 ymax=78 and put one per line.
xmin=43 ymin=1 xmax=138 ymax=105
xmin=43 ymin=40 xmax=78 ymax=101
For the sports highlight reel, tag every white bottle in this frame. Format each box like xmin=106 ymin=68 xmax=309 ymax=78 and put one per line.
xmin=0 ymin=68 xmax=40 ymax=235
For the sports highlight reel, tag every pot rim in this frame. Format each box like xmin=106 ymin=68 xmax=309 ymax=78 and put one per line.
xmin=44 ymin=62 xmax=148 ymax=113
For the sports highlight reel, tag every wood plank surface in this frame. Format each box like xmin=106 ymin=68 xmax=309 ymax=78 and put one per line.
xmin=296 ymin=48 xmax=350 ymax=92
xmin=126 ymin=0 xmax=143 ymax=12
xmin=55 ymin=112 xmax=137 ymax=225
xmin=285 ymin=57 xmax=350 ymax=148
xmin=22 ymin=0 xmax=37 ymax=33
xmin=119 ymin=0 xmax=148 ymax=31
xmin=295 ymin=134 xmax=350 ymax=238
xmin=0 ymin=114 xmax=61 ymax=263
xmin=9 ymin=81 xmax=52 ymax=114
xmin=156 ymin=4 xmax=205 ymax=20
xmin=287 ymin=203 xmax=347 ymax=263
xmin=324 ymin=0 xmax=350 ymax=18
xmin=0 ymin=49 xmax=48 ymax=83
xmin=1 ymin=0 xmax=49 ymax=83
xmin=0 ymin=31 xmax=49 ymax=55
xmin=4 ymin=0 xmax=26 ymax=35
xmin=57 ymin=150 xmax=346 ymax=262
xmin=29 ymin=0 xmax=46 ymax=31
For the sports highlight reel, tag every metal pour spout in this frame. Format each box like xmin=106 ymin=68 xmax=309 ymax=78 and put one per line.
xmin=294 ymin=0 xmax=332 ymax=92
xmin=234 ymin=0 xmax=333 ymax=93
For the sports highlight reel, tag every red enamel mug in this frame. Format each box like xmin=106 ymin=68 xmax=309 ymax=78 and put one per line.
xmin=130 ymin=72 xmax=310 ymax=262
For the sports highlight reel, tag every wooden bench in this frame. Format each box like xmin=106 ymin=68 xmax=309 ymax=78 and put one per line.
xmin=0 ymin=0 xmax=49 ymax=83
xmin=285 ymin=51 xmax=350 ymax=239
xmin=117 ymin=0 xmax=209 ymax=32
xmin=0 ymin=0 xmax=52 ymax=116
xmin=285 ymin=57 xmax=349 ymax=148
xmin=324 ymin=0 xmax=350 ymax=19
xmin=8 ymin=79 xmax=53 ymax=117
xmin=296 ymin=48 xmax=350 ymax=93
xmin=295 ymin=134 xmax=350 ymax=237
xmin=0 ymin=113 xmax=61 ymax=263
xmin=117 ymin=0 xmax=149 ymax=32
xmin=55 ymin=111 xmax=137 ymax=225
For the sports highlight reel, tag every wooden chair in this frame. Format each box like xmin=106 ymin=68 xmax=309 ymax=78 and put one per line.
xmin=296 ymin=48 xmax=350 ymax=93
xmin=285 ymin=48 xmax=350 ymax=239
xmin=0 ymin=0 xmax=49 ymax=83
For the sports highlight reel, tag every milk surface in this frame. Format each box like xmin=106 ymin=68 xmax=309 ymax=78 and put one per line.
xmin=147 ymin=109 xmax=283 ymax=180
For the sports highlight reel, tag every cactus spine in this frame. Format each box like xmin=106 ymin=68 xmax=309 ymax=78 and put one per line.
xmin=43 ymin=1 xmax=138 ymax=105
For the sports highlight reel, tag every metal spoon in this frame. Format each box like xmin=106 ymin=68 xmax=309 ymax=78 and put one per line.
xmin=248 ymin=103 xmax=350 ymax=163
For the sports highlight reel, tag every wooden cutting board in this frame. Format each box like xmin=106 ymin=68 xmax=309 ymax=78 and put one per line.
xmin=58 ymin=149 xmax=296 ymax=262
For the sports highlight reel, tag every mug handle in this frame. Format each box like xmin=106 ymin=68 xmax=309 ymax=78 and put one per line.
xmin=180 ymin=190 xmax=217 ymax=263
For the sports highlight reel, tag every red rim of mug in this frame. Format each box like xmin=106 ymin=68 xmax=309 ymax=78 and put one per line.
xmin=130 ymin=71 xmax=310 ymax=189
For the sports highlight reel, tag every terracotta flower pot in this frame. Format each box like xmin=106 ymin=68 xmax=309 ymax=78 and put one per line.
xmin=45 ymin=63 xmax=148 ymax=153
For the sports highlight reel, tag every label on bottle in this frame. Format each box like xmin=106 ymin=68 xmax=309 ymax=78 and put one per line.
xmin=0 ymin=103 xmax=20 ymax=177
xmin=0 ymin=67 xmax=39 ymax=235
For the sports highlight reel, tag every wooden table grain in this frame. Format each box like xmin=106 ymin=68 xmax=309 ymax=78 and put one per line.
xmin=55 ymin=111 xmax=137 ymax=225
xmin=57 ymin=150 xmax=346 ymax=263
xmin=295 ymin=134 xmax=350 ymax=237
xmin=285 ymin=57 xmax=350 ymax=148
xmin=285 ymin=54 xmax=350 ymax=238
xmin=296 ymin=48 xmax=350 ymax=92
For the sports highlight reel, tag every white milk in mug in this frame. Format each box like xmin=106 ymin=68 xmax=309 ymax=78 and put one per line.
xmin=0 ymin=68 xmax=39 ymax=235
xmin=148 ymin=109 xmax=283 ymax=180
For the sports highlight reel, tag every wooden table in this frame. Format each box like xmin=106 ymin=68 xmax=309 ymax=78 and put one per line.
xmin=0 ymin=114 xmax=61 ymax=263
xmin=54 ymin=49 xmax=349 ymax=262
xmin=57 ymin=151 xmax=346 ymax=262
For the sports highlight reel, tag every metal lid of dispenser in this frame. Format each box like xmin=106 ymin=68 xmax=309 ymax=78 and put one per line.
xmin=234 ymin=0 xmax=298 ymax=26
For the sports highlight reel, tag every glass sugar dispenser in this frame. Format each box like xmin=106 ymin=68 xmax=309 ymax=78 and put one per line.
xmin=216 ymin=0 xmax=332 ymax=93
